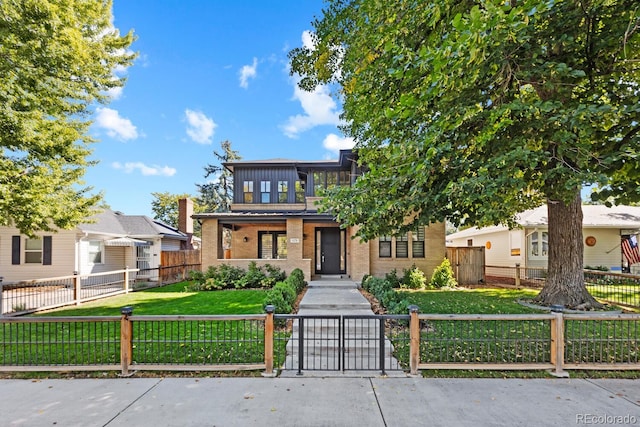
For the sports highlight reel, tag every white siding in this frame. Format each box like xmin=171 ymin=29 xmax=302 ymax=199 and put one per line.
xmin=449 ymin=229 xmax=524 ymax=267
xmin=161 ymin=238 xmax=181 ymax=251
xmin=0 ymin=227 xmax=77 ymax=282
xmin=583 ymin=228 xmax=627 ymax=272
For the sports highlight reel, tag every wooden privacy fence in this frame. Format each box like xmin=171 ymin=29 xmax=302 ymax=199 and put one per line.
xmin=447 ymin=246 xmax=485 ymax=285
xmin=1 ymin=306 xmax=638 ymax=376
xmin=136 ymin=250 xmax=201 ymax=286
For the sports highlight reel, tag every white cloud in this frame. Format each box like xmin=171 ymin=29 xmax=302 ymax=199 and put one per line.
xmin=94 ymin=107 xmax=138 ymax=141
xmin=112 ymin=161 xmax=176 ymax=177
xmin=281 ymin=81 xmax=341 ymax=138
xmin=105 ymin=85 xmax=123 ymax=101
xmin=184 ymin=109 xmax=216 ymax=144
xmin=301 ymin=30 xmax=315 ymax=50
xmin=239 ymin=57 xmax=258 ymax=89
xmin=323 ymin=133 xmax=355 ymax=153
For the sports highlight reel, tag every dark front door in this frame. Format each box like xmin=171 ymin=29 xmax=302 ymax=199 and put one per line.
xmin=316 ymin=227 xmax=345 ymax=275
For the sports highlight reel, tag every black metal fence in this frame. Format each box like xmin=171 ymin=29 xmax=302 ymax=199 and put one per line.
xmin=1 ymin=309 xmax=639 ymax=375
xmin=485 ymin=266 xmax=640 ymax=309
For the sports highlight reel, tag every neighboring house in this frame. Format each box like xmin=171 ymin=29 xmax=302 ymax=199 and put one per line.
xmin=446 ymin=204 xmax=640 ymax=274
xmin=0 ymin=209 xmax=190 ymax=283
xmin=194 ymin=149 xmax=446 ymax=281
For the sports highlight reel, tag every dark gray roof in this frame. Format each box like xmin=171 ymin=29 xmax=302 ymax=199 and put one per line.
xmin=79 ymin=209 xmax=186 ymax=240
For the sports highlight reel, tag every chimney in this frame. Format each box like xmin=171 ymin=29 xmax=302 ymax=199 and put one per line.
xmin=178 ymin=197 xmax=194 ymax=235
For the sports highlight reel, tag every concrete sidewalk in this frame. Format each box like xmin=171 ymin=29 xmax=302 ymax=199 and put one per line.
xmin=2 ymin=377 xmax=638 ymax=426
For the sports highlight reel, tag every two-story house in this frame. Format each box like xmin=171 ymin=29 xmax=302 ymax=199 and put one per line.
xmin=194 ymin=149 xmax=446 ymax=281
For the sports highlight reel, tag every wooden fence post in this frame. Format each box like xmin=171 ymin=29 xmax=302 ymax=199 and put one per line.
xmin=262 ymin=305 xmax=276 ymax=377
xmin=550 ymin=309 xmax=569 ymax=377
xmin=515 ymin=263 xmax=521 ymax=287
xmin=409 ymin=305 xmax=420 ymax=375
xmin=120 ymin=306 xmax=134 ymax=376
xmin=73 ymin=272 xmax=81 ymax=305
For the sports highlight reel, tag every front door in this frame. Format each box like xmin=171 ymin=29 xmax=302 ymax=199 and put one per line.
xmin=315 ymin=228 xmax=346 ymax=275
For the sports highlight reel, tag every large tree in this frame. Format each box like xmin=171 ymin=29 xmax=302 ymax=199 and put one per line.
xmin=0 ymin=0 xmax=135 ymax=236
xmin=290 ymin=0 xmax=640 ymax=308
xmin=197 ymin=140 xmax=241 ymax=213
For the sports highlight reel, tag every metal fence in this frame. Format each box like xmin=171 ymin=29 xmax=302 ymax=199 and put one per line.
xmin=485 ymin=265 xmax=640 ymax=309
xmin=274 ymin=314 xmax=410 ymax=375
xmin=1 ymin=269 xmax=138 ymax=316
xmin=1 ymin=308 xmax=638 ymax=375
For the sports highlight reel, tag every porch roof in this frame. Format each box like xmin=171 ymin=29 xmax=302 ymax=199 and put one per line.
xmin=193 ymin=211 xmax=336 ymax=224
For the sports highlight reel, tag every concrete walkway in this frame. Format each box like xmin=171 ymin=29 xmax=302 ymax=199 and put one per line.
xmin=2 ymin=377 xmax=638 ymax=426
xmin=280 ymin=277 xmax=403 ymax=377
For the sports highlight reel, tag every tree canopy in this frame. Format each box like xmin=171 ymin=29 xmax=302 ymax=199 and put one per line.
xmin=290 ymin=0 xmax=640 ymax=308
xmin=0 ymin=0 xmax=135 ymax=236
xmin=196 ymin=140 xmax=241 ymax=213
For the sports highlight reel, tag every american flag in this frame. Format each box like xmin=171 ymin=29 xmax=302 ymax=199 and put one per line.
xmin=622 ymin=235 xmax=640 ymax=265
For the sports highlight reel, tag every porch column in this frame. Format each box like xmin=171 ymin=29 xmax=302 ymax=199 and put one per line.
xmin=201 ymin=218 xmax=223 ymax=266
xmin=349 ymin=225 xmax=370 ymax=281
xmin=286 ymin=218 xmax=303 ymax=263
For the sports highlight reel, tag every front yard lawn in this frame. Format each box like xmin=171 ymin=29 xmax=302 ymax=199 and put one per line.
xmin=36 ymin=282 xmax=267 ymax=316
xmin=400 ymin=288 xmax=541 ymax=314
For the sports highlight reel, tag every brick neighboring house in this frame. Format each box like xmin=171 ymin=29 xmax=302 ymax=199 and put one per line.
xmin=194 ymin=149 xmax=446 ymax=281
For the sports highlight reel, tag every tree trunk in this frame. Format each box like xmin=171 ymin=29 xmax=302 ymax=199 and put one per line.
xmin=533 ymin=192 xmax=602 ymax=309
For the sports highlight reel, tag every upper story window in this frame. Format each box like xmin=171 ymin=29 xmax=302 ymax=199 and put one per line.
xmin=529 ymin=230 xmax=548 ymax=259
xmin=312 ymin=170 xmax=350 ymax=196
xmin=278 ymin=180 xmax=288 ymax=203
xmin=243 ymin=181 xmax=253 ymax=203
xmin=260 ymin=181 xmax=271 ymax=203
xmin=412 ymin=227 xmax=425 ymax=258
xmin=295 ymin=180 xmax=305 ymax=203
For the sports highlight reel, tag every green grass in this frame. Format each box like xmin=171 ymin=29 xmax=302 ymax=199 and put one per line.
xmin=36 ymin=282 xmax=268 ymax=316
xmin=400 ymin=288 xmax=541 ymax=314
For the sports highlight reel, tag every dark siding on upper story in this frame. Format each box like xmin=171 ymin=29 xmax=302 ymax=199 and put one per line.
xmin=233 ymin=167 xmax=301 ymax=204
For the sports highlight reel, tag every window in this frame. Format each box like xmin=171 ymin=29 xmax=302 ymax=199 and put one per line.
xmin=88 ymin=240 xmax=103 ymax=264
xmin=379 ymin=235 xmax=392 ymax=258
xmin=295 ymin=180 xmax=305 ymax=203
xmin=412 ymin=227 xmax=425 ymax=258
xmin=259 ymin=231 xmax=287 ymax=259
xmin=396 ymin=233 xmax=409 ymax=258
xmin=467 ymin=239 xmax=473 ymax=247
xmin=12 ymin=236 xmax=51 ymax=265
xmin=260 ymin=181 xmax=271 ymax=203
xmin=243 ymin=181 xmax=253 ymax=203
xmin=530 ymin=231 xmax=549 ymax=258
xmin=278 ymin=180 xmax=288 ymax=203
xmin=313 ymin=171 xmax=326 ymax=196
xmin=326 ymin=171 xmax=338 ymax=190
xmin=25 ymin=238 xmax=43 ymax=264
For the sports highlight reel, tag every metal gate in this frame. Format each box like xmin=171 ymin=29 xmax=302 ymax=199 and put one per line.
xmin=276 ymin=314 xmax=409 ymax=375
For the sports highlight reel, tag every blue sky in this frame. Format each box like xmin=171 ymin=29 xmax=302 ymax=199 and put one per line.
xmin=86 ymin=1 xmax=353 ymax=217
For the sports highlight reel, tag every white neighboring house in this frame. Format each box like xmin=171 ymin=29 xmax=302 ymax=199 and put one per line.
xmin=446 ymin=205 xmax=640 ymax=274
xmin=0 ymin=209 xmax=189 ymax=283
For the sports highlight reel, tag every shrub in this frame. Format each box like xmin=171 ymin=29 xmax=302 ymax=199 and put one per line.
xmin=429 ymin=258 xmax=457 ymax=289
xmin=273 ymin=281 xmax=297 ymax=306
xmin=385 ymin=269 xmax=401 ymax=288
xmin=264 ymin=263 xmax=286 ymax=285
xmin=401 ymin=265 xmax=427 ymax=289
xmin=286 ymin=268 xmax=307 ymax=293
xmin=235 ymin=261 xmax=267 ymax=289
xmin=263 ymin=288 xmax=291 ymax=314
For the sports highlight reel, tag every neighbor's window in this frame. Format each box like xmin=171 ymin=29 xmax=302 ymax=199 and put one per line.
xmin=530 ymin=231 xmax=549 ymax=258
xmin=243 ymin=181 xmax=254 ymax=203
xmin=396 ymin=233 xmax=409 ymax=258
xmin=412 ymin=227 xmax=425 ymax=258
xmin=379 ymin=235 xmax=392 ymax=258
xmin=25 ymin=238 xmax=43 ymax=264
xmin=260 ymin=181 xmax=271 ymax=203
xmin=295 ymin=180 xmax=305 ymax=203
xmin=278 ymin=180 xmax=288 ymax=203
xmin=88 ymin=240 xmax=103 ymax=264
